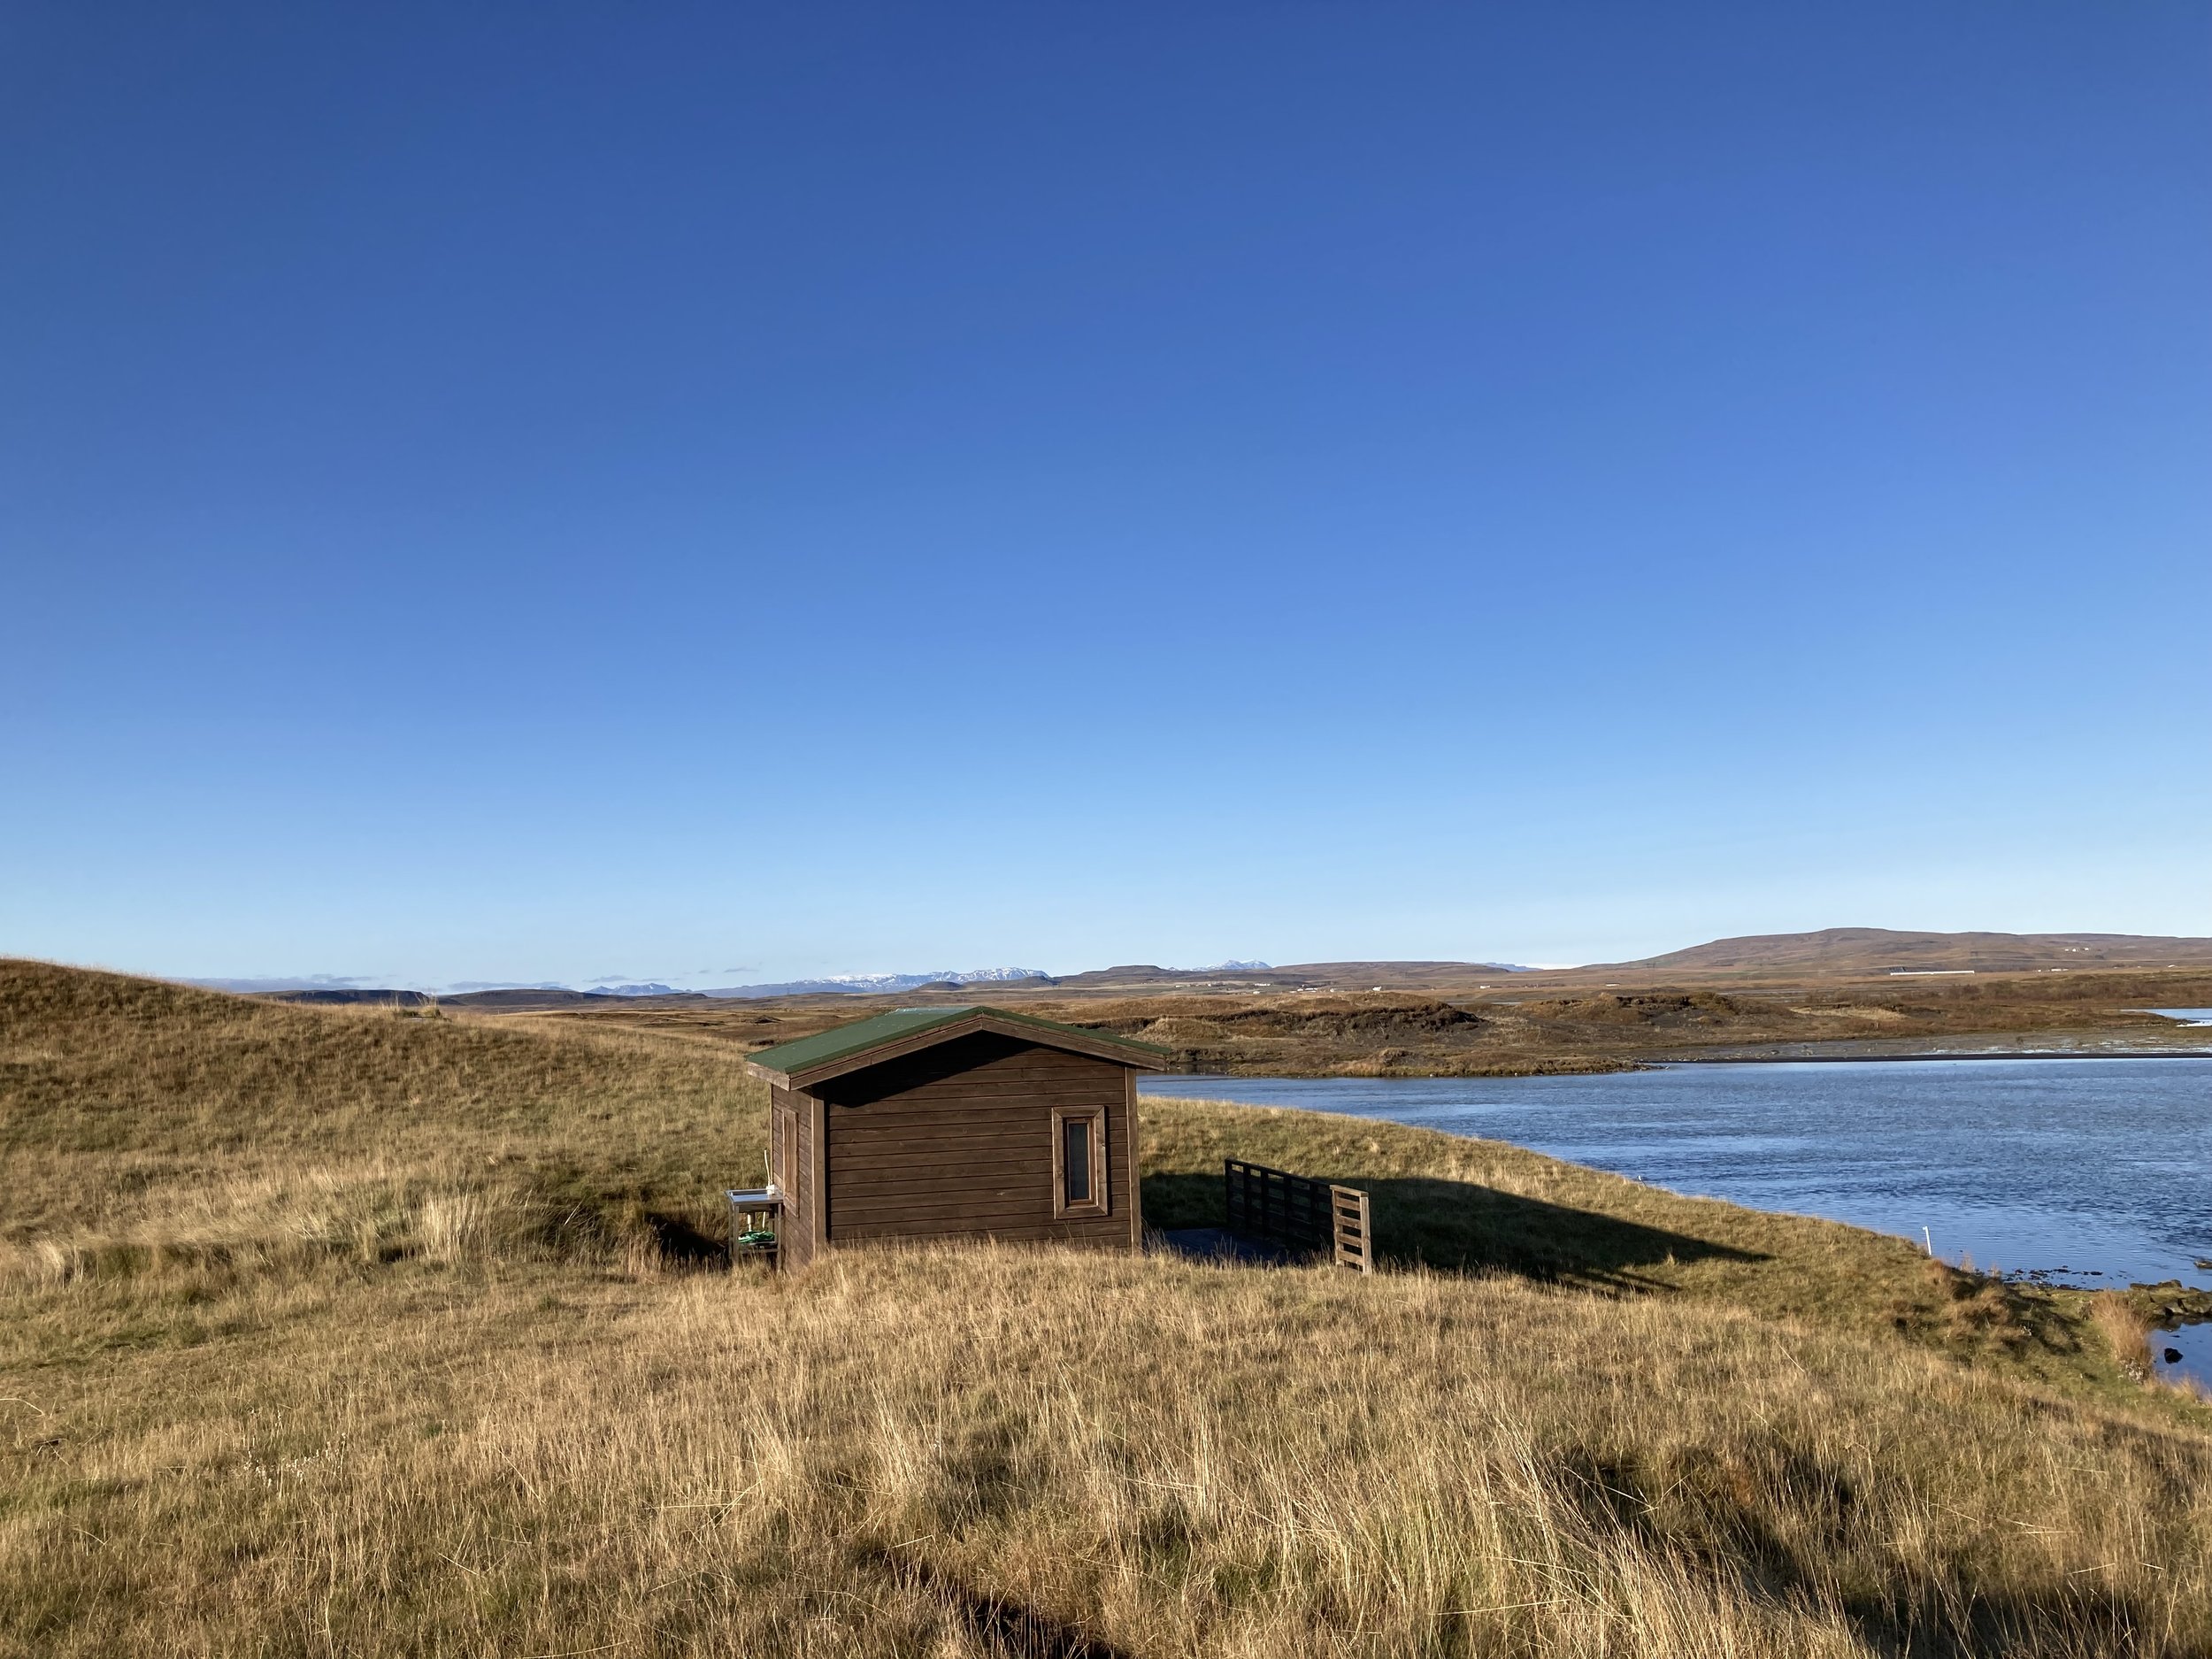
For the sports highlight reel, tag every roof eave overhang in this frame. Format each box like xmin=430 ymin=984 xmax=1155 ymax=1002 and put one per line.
xmin=745 ymin=1010 xmax=1170 ymax=1092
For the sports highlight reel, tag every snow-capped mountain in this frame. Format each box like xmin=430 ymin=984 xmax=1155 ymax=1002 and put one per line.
xmin=701 ymin=967 xmax=1051 ymax=1000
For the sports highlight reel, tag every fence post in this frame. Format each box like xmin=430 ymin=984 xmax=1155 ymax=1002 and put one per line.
xmin=1330 ymin=1184 xmax=1371 ymax=1274
xmin=1221 ymin=1159 xmax=1371 ymax=1272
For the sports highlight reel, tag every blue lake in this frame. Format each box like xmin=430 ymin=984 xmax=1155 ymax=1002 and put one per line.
xmin=1141 ymin=1057 xmax=2212 ymax=1382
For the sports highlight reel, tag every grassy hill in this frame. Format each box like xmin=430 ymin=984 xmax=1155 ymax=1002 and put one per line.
xmin=0 ymin=959 xmax=760 ymax=1278
xmin=4 ymin=958 xmax=2210 ymax=1657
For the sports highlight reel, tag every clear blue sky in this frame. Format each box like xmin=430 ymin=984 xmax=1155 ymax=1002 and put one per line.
xmin=4 ymin=3 xmax=2208 ymax=989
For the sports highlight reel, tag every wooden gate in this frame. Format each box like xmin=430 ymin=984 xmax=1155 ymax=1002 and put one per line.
xmin=1223 ymin=1158 xmax=1372 ymax=1273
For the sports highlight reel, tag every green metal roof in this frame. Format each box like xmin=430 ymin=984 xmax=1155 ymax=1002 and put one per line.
xmin=744 ymin=1004 xmax=1170 ymax=1079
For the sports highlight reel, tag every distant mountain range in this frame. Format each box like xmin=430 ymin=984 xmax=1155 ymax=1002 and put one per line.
xmin=196 ymin=930 xmax=2212 ymax=1010
xmin=202 ymin=965 xmax=1062 ymax=1002
xmin=698 ymin=967 xmax=1054 ymax=1000
xmin=214 ymin=959 xmax=1538 ymax=1006
xmin=1024 ymin=960 xmax=1529 ymax=993
xmin=185 ymin=975 xmax=418 ymax=995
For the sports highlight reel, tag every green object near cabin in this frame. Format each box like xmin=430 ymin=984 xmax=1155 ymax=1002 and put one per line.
xmin=745 ymin=1004 xmax=1170 ymax=1078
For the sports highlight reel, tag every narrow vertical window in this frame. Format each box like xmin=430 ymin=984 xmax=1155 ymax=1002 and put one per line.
xmin=1063 ymin=1115 xmax=1092 ymax=1204
xmin=1052 ymin=1108 xmax=1108 ymax=1217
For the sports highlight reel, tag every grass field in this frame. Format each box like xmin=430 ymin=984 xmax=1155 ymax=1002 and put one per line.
xmin=5 ymin=959 xmax=2210 ymax=1656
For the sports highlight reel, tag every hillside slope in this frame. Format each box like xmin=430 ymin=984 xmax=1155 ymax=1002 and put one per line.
xmin=13 ymin=1242 xmax=2212 ymax=1658
xmin=0 ymin=958 xmax=2121 ymax=1369
xmin=0 ymin=958 xmax=763 ymax=1270
xmin=5 ymin=957 xmax=2210 ymax=1657
xmin=1600 ymin=927 xmax=2212 ymax=977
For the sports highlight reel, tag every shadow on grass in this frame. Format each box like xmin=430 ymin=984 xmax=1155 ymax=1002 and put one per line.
xmin=1553 ymin=1444 xmax=2157 ymax=1658
xmin=648 ymin=1210 xmax=727 ymax=1268
xmin=867 ymin=1550 xmax=1132 ymax=1659
xmin=1142 ymin=1172 xmax=1763 ymax=1293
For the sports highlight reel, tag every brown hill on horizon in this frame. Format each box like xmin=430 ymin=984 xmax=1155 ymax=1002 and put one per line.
xmin=1592 ymin=927 xmax=2212 ymax=979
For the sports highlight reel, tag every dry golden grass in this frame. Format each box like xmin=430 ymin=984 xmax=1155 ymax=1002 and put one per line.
xmin=5 ymin=957 xmax=2210 ymax=1656
xmin=1136 ymin=1097 xmax=2125 ymax=1389
xmin=0 ymin=959 xmax=764 ymax=1282
xmin=8 ymin=1250 xmax=2212 ymax=1658
xmin=2091 ymin=1292 xmax=2155 ymax=1379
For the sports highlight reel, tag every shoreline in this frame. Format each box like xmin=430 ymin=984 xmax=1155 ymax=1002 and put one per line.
xmin=1650 ymin=1048 xmax=2212 ymax=1066
xmin=1141 ymin=1048 xmax=2212 ymax=1082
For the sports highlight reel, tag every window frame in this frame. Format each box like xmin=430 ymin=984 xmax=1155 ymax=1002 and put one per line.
xmin=1050 ymin=1106 xmax=1110 ymax=1217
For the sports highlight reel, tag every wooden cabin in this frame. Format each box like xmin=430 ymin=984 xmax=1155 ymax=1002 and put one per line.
xmin=742 ymin=1005 xmax=1171 ymax=1267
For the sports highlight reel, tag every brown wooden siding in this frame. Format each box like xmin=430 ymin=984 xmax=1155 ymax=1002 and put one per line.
xmin=1124 ymin=1067 xmax=1143 ymax=1248
xmin=776 ymin=1084 xmax=819 ymax=1270
xmin=802 ymin=1087 xmax=826 ymax=1264
xmin=770 ymin=1086 xmax=793 ymax=1189
xmin=765 ymin=1085 xmax=808 ymax=1268
xmin=820 ymin=1033 xmax=1133 ymax=1249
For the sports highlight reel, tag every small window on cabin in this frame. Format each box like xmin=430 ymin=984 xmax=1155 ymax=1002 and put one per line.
xmin=1063 ymin=1117 xmax=1092 ymax=1203
xmin=1052 ymin=1108 xmax=1108 ymax=1217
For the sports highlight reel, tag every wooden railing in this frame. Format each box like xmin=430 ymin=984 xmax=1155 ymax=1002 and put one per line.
xmin=1328 ymin=1181 xmax=1373 ymax=1274
xmin=1223 ymin=1159 xmax=1372 ymax=1273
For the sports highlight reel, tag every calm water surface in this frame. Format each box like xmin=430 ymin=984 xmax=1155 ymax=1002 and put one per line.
xmin=1142 ymin=1058 xmax=2212 ymax=1382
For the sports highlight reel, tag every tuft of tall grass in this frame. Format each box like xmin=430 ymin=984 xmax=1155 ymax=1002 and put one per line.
xmin=2091 ymin=1292 xmax=2153 ymax=1375
xmin=412 ymin=1190 xmax=485 ymax=1264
